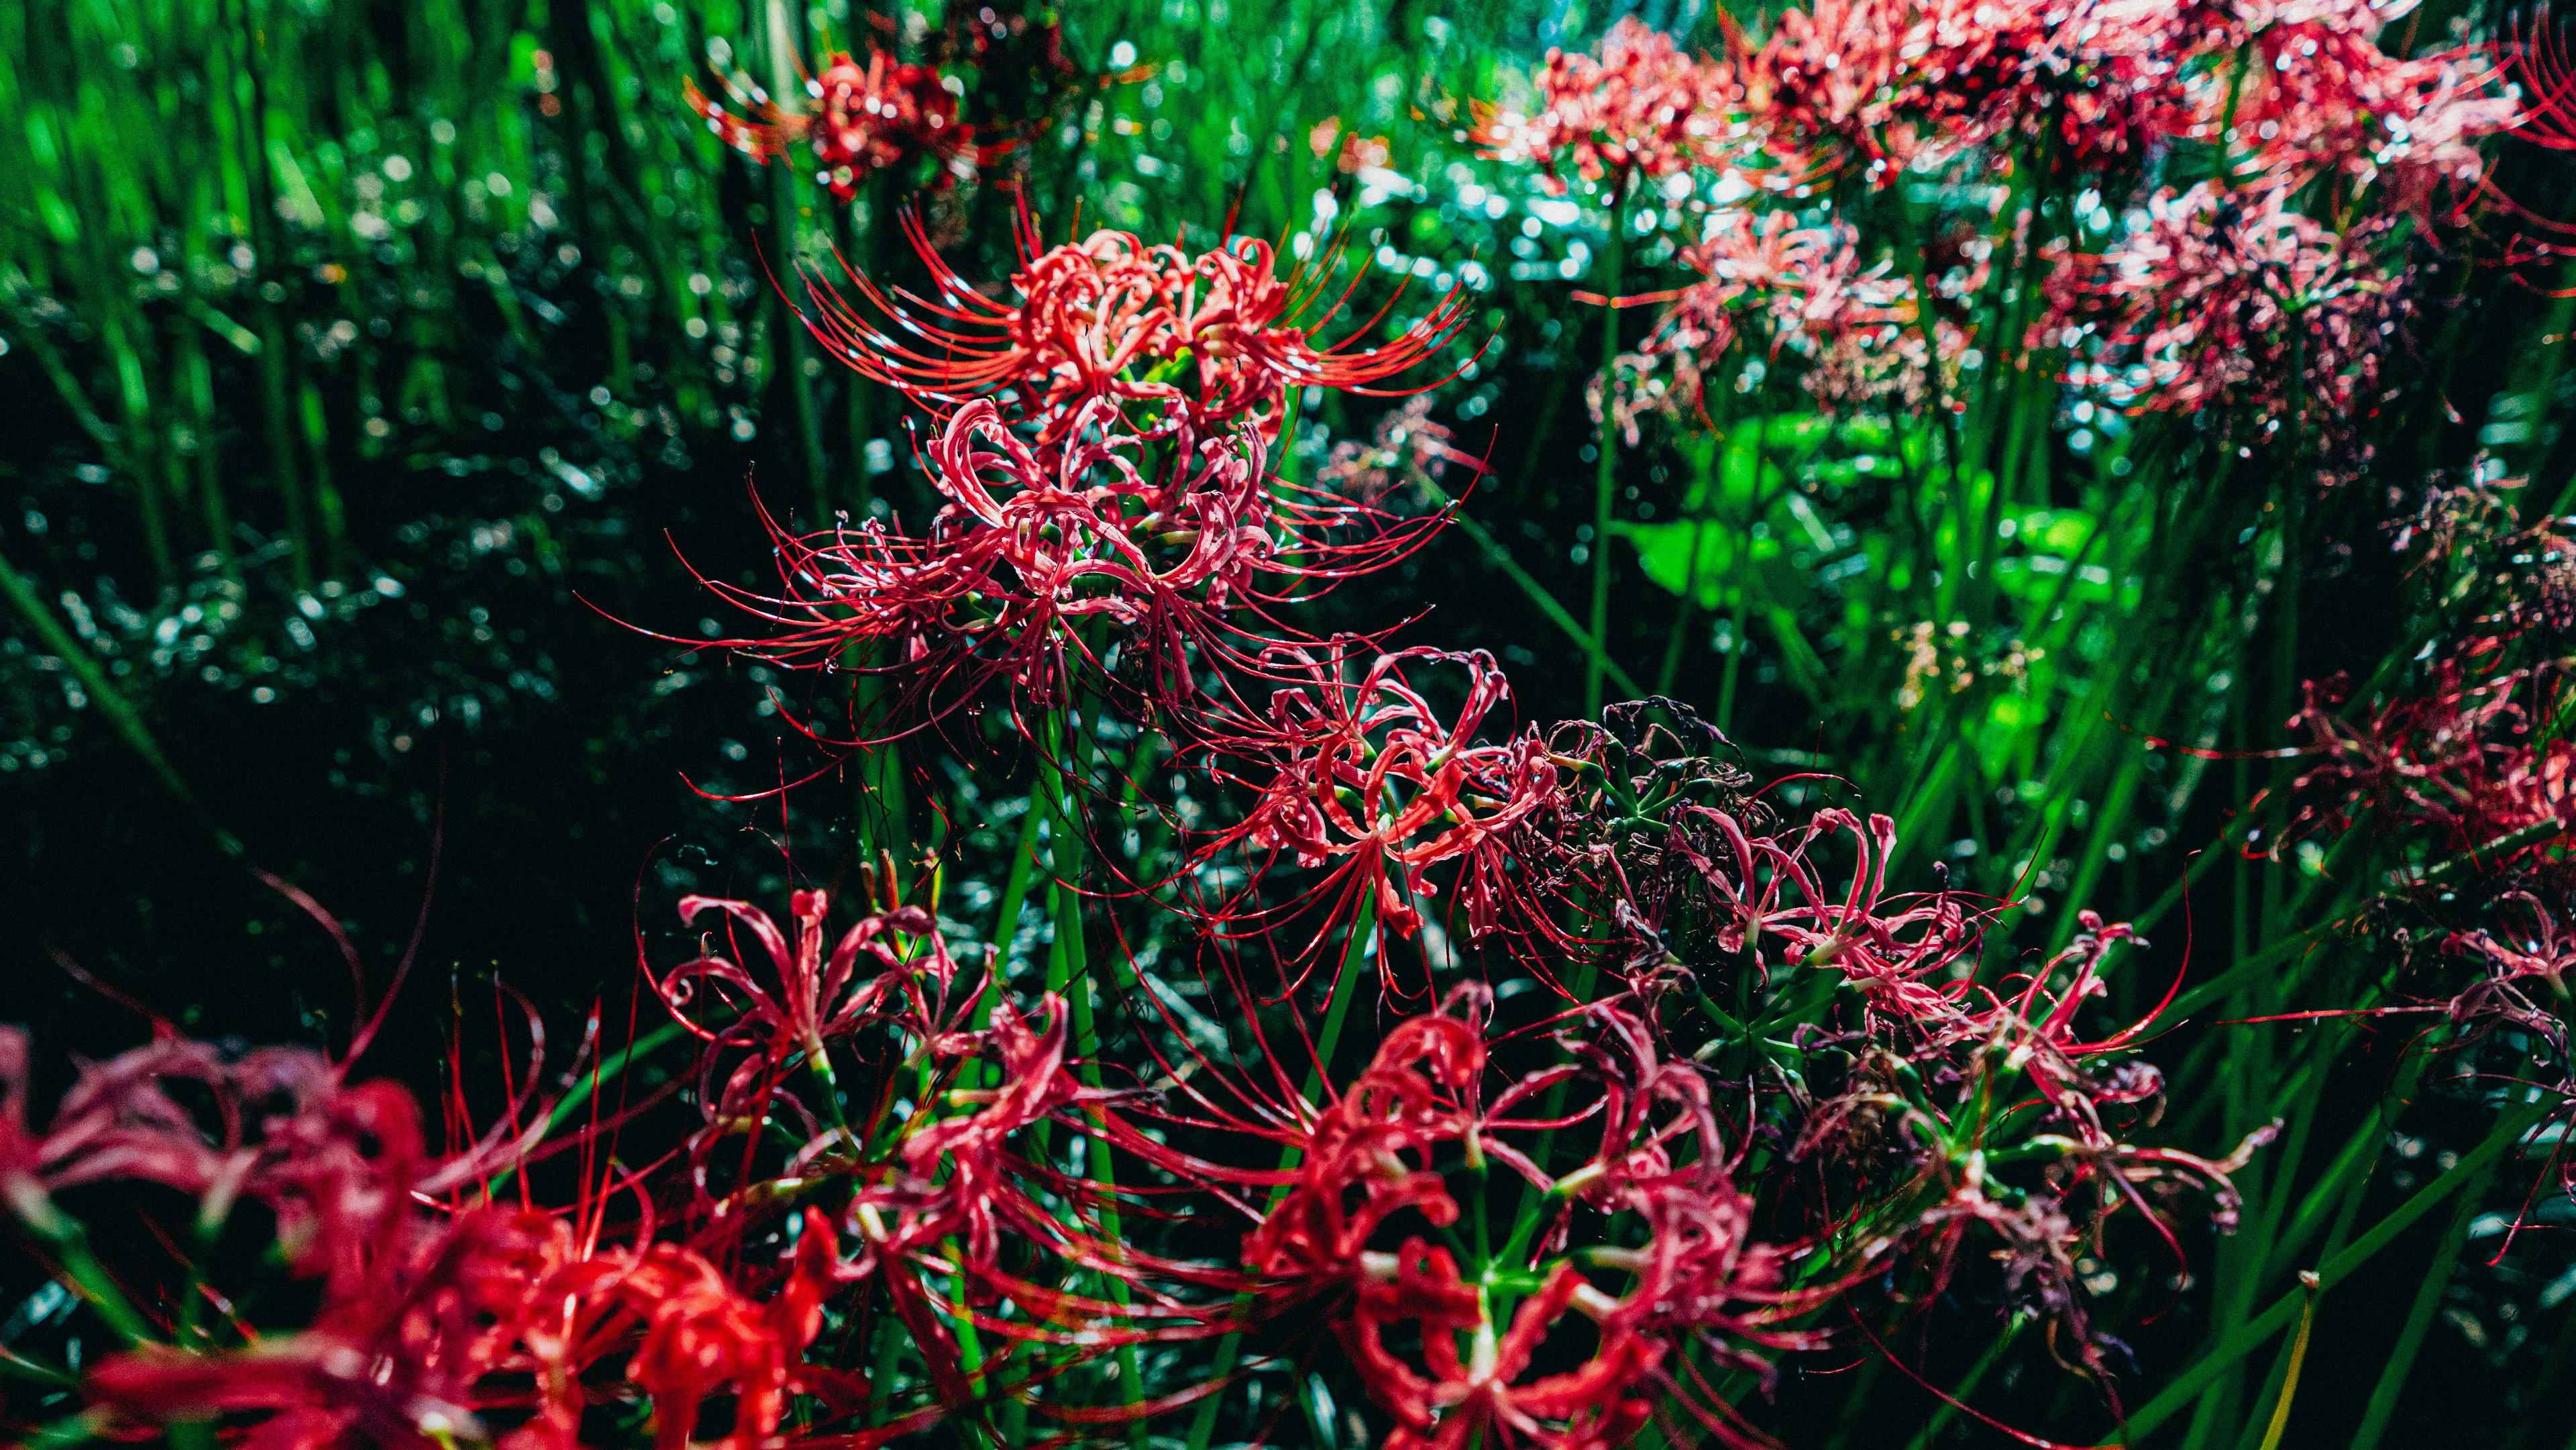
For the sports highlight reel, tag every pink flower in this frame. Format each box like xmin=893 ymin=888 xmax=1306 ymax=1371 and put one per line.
xmin=1474 ymin=19 xmax=1744 ymax=193
xmin=2039 ymin=183 xmax=2407 ymax=462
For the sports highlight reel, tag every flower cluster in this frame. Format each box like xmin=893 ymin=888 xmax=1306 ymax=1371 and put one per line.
xmin=1472 ymin=18 xmax=1746 ymax=193
xmin=1498 ymin=5 xmax=2522 ymax=451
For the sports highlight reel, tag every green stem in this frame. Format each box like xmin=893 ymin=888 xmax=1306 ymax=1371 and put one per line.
xmin=1183 ymin=882 xmax=1381 ymax=1450
xmin=2104 ymin=1102 xmax=2546 ymax=1445
xmin=1586 ymin=179 xmax=1629 ymax=719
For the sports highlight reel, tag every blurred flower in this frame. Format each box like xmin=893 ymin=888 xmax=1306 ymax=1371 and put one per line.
xmin=690 ymin=49 xmax=977 ymax=199
xmin=1474 ymin=19 xmax=1746 ymax=194
xmin=1319 ymin=397 xmax=1476 ymax=507
xmin=2042 ymin=183 xmax=2408 ymax=468
xmin=2181 ymin=0 xmax=2512 ymax=209
xmin=2265 ymin=659 xmax=2576 ymax=881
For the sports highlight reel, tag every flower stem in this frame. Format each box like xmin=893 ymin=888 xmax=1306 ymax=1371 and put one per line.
xmin=1586 ymin=181 xmax=1629 ymax=719
xmin=1183 ymin=880 xmax=1382 ymax=1450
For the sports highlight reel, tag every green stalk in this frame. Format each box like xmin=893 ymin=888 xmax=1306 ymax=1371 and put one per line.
xmin=1183 ymin=881 xmax=1382 ymax=1450
xmin=2105 ymin=1101 xmax=2546 ymax=1445
xmin=0 ymin=545 xmax=190 ymax=803
xmin=1415 ymin=480 xmax=1645 ymax=698
xmin=1034 ymin=703 xmax=1145 ymax=1444
xmin=1585 ymin=177 xmax=1629 ymax=719
xmin=2249 ymin=1273 xmax=2322 ymax=1450
xmin=1900 ymin=1313 xmax=2027 ymax=1450
xmin=2347 ymin=1150 xmax=2500 ymax=1450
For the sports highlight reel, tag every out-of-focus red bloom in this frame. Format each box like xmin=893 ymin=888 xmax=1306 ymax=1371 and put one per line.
xmin=800 ymin=207 xmax=1468 ymax=446
xmin=1311 ymin=117 xmax=1395 ymax=174
xmin=91 ymin=1188 xmax=862 ymax=1450
xmin=2264 ymin=660 xmax=2576 ymax=880
xmin=1592 ymin=211 xmax=1930 ymax=435
xmin=1474 ymin=19 xmax=1746 ymax=193
xmin=704 ymin=397 xmax=1436 ymax=714
xmin=2446 ymin=892 xmax=2576 ymax=1055
xmin=2175 ymin=0 xmax=2512 ymax=209
xmin=1318 ymin=397 xmax=1475 ymax=507
xmin=690 ymin=48 xmax=977 ymax=198
xmin=1739 ymin=0 xmax=2054 ymax=177
xmin=2041 ymin=183 xmax=2406 ymax=457
xmin=1208 ymin=642 xmax=1562 ymax=944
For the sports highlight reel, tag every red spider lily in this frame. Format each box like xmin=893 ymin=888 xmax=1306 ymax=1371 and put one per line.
xmin=1737 ymin=0 xmax=2037 ymax=177
xmin=1201 ymin=641 xmax=1564 ymax=948
xmin=0 ymin=1026 xmax=556 ymax=1293
xmin=1242 ymin=999 xmax=1666 ymax=1450
xmin=1472 ymin=19 xmax=1748 ymax=194
xmin=822 ymin=990 xmax=1253 ymax=1415
xmin=700 ymin=397 xmax=1440 ymax=719
xmin=1670 ymin=806 xmax=1984 ymax=1025
xmin=1318 ymin=395 xmax=1477 ymax=508
xmin=85 ymin=1186 xmax=865 ymax=1450
xmin=533 ymin=1220 xmax=860 ymax=1450
xmin=2039 ymin=183 xmax=2407 ymax=458
xmin=82 ymin=1207 xmax=576 ymax=1450
xmin=2511 ymin=7 xmax=2576 ymax=153
xmin=654 ymin=888 xmax=957 ymax=1164
xmin=2445 ymin=892 xmax=2576 ymax=1056
xmin=1243 ymin=1000 xmax=1506 ymax=1298
xmin=1345 ymin=1248 xmax=1662 ymax=1450
xmin=796 ymin=204 xmax=1470 ymax=446
xmin=2262 ymin=660 xmax=2576 ymax=879
xmin=1591 ymin=211 xmax=1927 ymax=435
xmin=2175 ymin=0 xmax=2512 ymax=210
xmin=690 ymin=48 xmax=979 ymax=199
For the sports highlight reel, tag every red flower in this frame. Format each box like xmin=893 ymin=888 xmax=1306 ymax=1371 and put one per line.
xmin=702 ymin=397 xmax=1436 ymax=713
xmin=2178 ymin=0 xmax=2512 ymax=207
xmin=1474 ymin=19 xmax=1745 ymax=193
xmin=2264 ymin=658 xmax=2576 ymax=880
xmin=1207 ymin=642 xmax=1563 ymax=945
xmin=1345 ymin=1247 xmax=1660 ymax=1450
xmin=798 ymin=207 xmax=1469 ymax=446
xmin=1318 ymin=396 xmax=1475 ymax=509
xmin=1593 ymin=211 xmax=1933 ymax=436
xmin=1243 ymin=1002 xmax=1493 ymax=1299
xmin=2039 ymin=182 xmax=2407 ymax=467
xmin=655 ymin=889 xmax=957 ymax=1180
xmin=691 ymin=48 xmax=977 ymax=197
